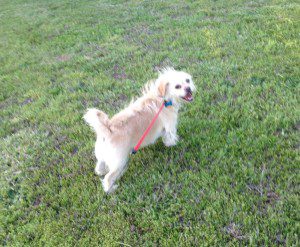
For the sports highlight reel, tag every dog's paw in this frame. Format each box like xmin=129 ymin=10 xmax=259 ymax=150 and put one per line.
xmin=95 ymin=167 xmax=107 ymax=176
xmin=101 ymin=178 xmax=118 ymax=194
xmin=95 ymin=162 xmax=108 ymax=176
xmin=101 ymin=178 xmax=110 ymax=192
xmin=163 ymin=135 xmax=178 ymax=147
xmin=95 ymin=168 xmax=102 ymax=176
xmin=162 ymin=132 xmax=178 ymax=147
xmin=163 ymin=140 xmax=175 ymax=147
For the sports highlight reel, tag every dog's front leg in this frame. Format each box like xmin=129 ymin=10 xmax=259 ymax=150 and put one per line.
xmin=162 ymin=112 xmax=179 ymax=147
xmin=162 ymin=127 xmax=178 ymax=147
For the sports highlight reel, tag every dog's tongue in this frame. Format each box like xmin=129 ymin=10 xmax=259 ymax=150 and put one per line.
xmin=183 ymin=91 xmax=193 ymax=102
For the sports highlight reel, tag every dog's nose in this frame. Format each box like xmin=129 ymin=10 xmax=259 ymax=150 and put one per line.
xmin=185 ymin=86 xmax=191 ymax=93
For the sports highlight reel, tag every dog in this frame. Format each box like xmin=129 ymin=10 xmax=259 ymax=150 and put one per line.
xmin=84 ymin=68 xmax=195 ymax=193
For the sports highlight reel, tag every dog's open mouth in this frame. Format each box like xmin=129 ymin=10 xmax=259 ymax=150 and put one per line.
xmin=181 ymin=91 xmax=193 ymax=102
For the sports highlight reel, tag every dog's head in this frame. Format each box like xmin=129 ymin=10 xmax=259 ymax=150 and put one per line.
xmin=156 ymin=68 xmax=196 ymax=103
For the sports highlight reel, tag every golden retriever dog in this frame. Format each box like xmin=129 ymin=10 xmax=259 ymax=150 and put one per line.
xmin=84 ymin=68 xmax=195 ymax=193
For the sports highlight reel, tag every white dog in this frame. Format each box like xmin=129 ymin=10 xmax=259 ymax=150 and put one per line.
xmin=84 ymin=68 xmax=195 ymax=193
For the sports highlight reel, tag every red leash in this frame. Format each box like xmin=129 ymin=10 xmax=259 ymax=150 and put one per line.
xmin=132 ymin=100 xmax=172 ymax=154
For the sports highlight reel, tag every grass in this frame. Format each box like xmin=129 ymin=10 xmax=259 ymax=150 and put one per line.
xmin=0 ymin=0 xmax=299 ymax=245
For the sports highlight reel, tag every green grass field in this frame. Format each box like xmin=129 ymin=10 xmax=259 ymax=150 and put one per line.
xmin=0 ymin=0 xmax=299 ymax=245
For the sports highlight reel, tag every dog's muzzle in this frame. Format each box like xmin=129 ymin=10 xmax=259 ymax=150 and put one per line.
xmin=181 ymin=87 xmax=193 ymax=102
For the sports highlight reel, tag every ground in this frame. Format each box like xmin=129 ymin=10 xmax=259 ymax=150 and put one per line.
xmin=0 ymin=0 xmax=299 ymax=246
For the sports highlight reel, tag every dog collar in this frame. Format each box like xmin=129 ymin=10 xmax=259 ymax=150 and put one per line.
xmin=164 ymin=100 xmax=172 ymax=107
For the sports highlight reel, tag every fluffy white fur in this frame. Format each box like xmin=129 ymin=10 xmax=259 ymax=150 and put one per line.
xmin=84 ymin=68 xmax=195 ymax=193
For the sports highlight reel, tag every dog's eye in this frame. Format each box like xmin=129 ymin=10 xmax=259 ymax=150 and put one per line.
xmin=175 ymin=85 xmax=181 ymax=89
xmin=186 ymin=79 xmax=190 ymax=83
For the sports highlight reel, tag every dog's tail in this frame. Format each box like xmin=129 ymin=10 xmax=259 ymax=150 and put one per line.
xmin=83 ymin=108 xmax=111 ymax=137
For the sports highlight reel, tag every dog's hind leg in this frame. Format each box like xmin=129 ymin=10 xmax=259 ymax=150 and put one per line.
xmin=102 ymin=160 xmax=127 ymax=193
xmin=95 ymin=160 xmax=108 ymax=176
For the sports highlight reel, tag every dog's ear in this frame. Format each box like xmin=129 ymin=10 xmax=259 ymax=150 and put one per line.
xmin=158 ymin=80 xmax=169 ymax=97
